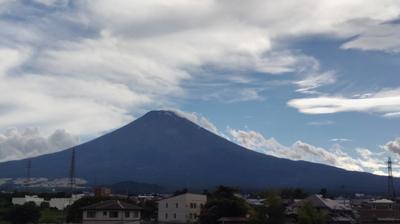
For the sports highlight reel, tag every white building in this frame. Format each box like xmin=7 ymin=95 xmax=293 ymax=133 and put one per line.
xmin=158 ymin=193 xmax=207 ymax=223
xmin=49 ymin=194 xmax=84 ymax=210
xmin=12 ymin=195 xmax=44 ymax=206
xmin=81 ymin=200 xmax=142 ymax=224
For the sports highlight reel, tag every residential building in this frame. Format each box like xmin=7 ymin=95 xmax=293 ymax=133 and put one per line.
xmin=357 ymin=199 xmax=400 ymax=223
xmin=158 ymin=193 xmax=207 ymax=223
xmin=288 ymin=194 xmax=355 ymax=224
xmin=81 ymin=200 xmax=142 ymax=224
xmin=49 ymin=194 xmax=84 ymax=210
xmin=11 ymin=195 xmax=44 ymax=206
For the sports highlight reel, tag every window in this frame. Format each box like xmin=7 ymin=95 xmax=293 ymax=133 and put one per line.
xmin=125 ymin=211 xmax=130 ymax=218
xmin=109 ymin=211 xmax=119 ymax=218
xmin=103 ymin=211 xmax=107 ymax=216
xmin=133 ymin=211 xmax=139 ymax=218
xmin=189 ymin=213 xmax=193 ymax=219
xmin=176 ymin=203 xmax=179 ymax=208
xmin=166 ymin=202 xmax=168 ymax=208
xmin=165 ymin=213 xmax=168 ymax=220
xmin=190 ymin=203 xmax=197 ymax=209
xmin=173 ymin=213 xmax=176 ymax=219
xmin=87 ymin=211 xmax=96 ymax=218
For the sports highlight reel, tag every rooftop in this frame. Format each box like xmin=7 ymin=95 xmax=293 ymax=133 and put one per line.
xmin=296 ymin=194 xmax=351 ymax=211
xmin=81 ymin=200 xmax=142 ymax=211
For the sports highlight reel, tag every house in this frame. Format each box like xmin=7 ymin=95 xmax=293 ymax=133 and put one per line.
xmin=357 ymin=199 xmax=400 ymax=223
xmin=218 ymin=217 xmax=249 ymax=224
xmin=81 ymin=200 xmax=142 ymax=224
xmin=288 ymin=194 xmax=355 ymax=224
xmin=49 ymin=194 xmax=84 ymax=210
xmin=11 ymin=195 xmax=45 ymax=206
xmin=158 ymin=193 xmax=207 ymax=223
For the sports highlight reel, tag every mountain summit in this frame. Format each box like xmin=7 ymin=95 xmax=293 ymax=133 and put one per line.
xmin=0 ymin=110 xmax=388 ymax=192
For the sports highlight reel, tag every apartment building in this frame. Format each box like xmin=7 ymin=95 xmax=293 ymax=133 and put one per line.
xmin=158 ymin=193 xmax=207 ymax=223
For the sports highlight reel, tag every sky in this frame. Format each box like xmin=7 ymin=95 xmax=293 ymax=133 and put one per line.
xmin=0 ymin=0 xmax=400 ymax=175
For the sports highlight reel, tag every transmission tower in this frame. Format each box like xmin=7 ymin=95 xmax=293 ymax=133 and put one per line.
xmin=69 ymin=148 xmax=76 ymax=195
xmin=387 ymin=157 xmax=396 ymax=199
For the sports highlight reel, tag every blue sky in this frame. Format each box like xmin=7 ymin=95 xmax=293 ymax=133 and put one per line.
xmin=0 ymin=0 xmax=400 ymax=175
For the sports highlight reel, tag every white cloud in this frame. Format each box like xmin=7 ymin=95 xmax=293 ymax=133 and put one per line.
xmin=295 ymin=72 xmax=336 ymax=94
xmin=341 ymin=22 xmax=400 ymax=53
xmin=288 ymin=88 xmax=400 ymax=117
xmin=33 ymin=0 xmax=69 ymax=7
xmin=0 ymin=48 xmax=30 ymax=76
xmin=171 ymin=109 xmax=220 ymax=136
xmin=0 ymin=128 xmax=78 ymax=162
xmin=227 ymin=128 xmax=392 ymax=173
xmin=356 ymin=148 xmax=386 ymax=170
xmin=382 ymin=137 xmax=400 ymax=155
xmin=0 ymin=0 xmax=399 ymax=140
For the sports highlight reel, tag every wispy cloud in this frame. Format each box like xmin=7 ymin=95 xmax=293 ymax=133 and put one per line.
xmin=227 ymin=127 xmax=395 ymax=175
xmin=227 ymin=128 xmax=367 ymax=171
xmin=341 ymin=21 xmax=400 ymax=53
xmin=295 ymin=72 xmax=336 ymax=94
xmin=330 ymin=138 xmax=352 ymax=143
xmin=288 ymin=88 xmax=400 ymax=117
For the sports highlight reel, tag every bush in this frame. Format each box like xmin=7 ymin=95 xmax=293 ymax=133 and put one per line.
xmin=3 ymin=203 xmax=41 ymax=224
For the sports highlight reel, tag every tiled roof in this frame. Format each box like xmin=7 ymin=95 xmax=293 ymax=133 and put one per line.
xmin=81 ymin=200 xmax=142 ymax=210
xmin=296 ymin=195 xmax=351 ymax=211
xmin=371 ymin=199 xmax=394 ymax=204
xmin=158 ymin=192 xmax=206 ymax=201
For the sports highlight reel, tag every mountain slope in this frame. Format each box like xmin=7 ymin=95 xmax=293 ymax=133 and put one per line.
xmin=0 ymin=110 xmax=389 ymax=192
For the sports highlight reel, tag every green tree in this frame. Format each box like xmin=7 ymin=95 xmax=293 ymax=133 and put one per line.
xmin=266 ymin=195 xmax=285 ymax=224
xmin=199 ymin=186 xmax=250 ymax=224
xmin=248 ymin=205 xmax=268 ymax=224
xmin=138 ymin=199 xmax=158 ymax=221
xmin=40 ymin=201 xmax=50 ymax=209
xmin=297 ymin=202 xmax=326 ymax=224
xmin=4 ymin=202 xmax=41 ymax=224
